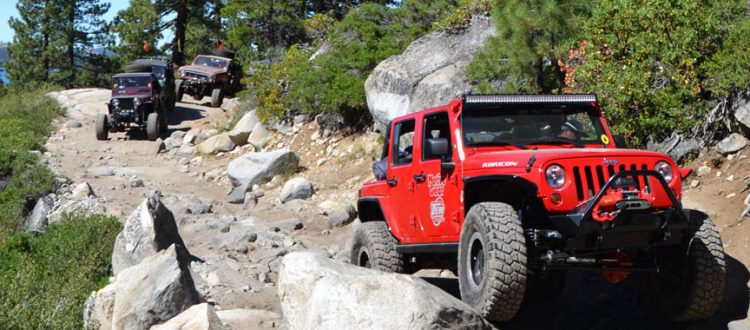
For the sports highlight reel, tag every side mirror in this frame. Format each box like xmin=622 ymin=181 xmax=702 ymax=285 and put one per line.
xmin=425 ymin=138 xmax=450 ymax=159
xmin=613 ymin=134 xmax=628 ymax=148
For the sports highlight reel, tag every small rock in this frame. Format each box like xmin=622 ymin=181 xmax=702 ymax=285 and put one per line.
xmin=163 ymin=137 xmax=181 ymax=150
xmin=727 ymin=175 xmax=736 ymax=182
xmin=280 ymin=177 xmax=314 ymax=203
xmin=127 ymin=177 xmax=145 ymax=188
xmin=65 ymin=120 xmax=82 ymax=128
xmin=316 ymin=158 xmax=327 ymax=167
xmin=243 ymin=192 xmax=257 ymax=210
xmin=716 ymin=133 xmax=749 ymax=155
xmin=170 ymin=130 xmax=187 ymax=140
xmin=328 ymin=204 xmax=358 ymax=227
xmin=220 ymin=225 xmax=231 ymax=233
xmin=690 ymin=180 xmax=700 ymax=188
xmin=228 ymin=183 xmax=252 ymax=204
xmin=178 ymin=158 xmax=190 ymax=166
xmin=176 ymin=146 xmax=198 ymax=157
xmin=697 ymin=165 xmax=711 ymax=177
xmin=71 ymin=182 xmax=95 ymax=199
xmin=727 ymin=193 xmax=737 ymax=199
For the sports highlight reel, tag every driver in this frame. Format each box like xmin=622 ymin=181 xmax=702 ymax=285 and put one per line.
xmin=559 ymin=119 xmax=584 ymax=140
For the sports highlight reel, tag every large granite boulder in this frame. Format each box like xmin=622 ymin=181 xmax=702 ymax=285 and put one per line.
xmin=365 ymin=16 xmax=496 ymax=128
xmin=151 ymin=303 xmax=224 ymax=330
xmin=84 ymin=245 xmax=200 ymax=330
xmin=228 ymin=110 xmax=260 ymax=145
xmin=278 ymin=251 xmax=493 ymax=329
xmin=111 ymin=191 xmax=190 ymax=275
xmin=226 ymin=149 xmax=299 ymax=187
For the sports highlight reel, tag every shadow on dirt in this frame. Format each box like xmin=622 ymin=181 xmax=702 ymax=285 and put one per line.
xmin=422 ymin=254 xmax=749 ymax=330
xmin=169 ymin=104 xmax=206 ymax=125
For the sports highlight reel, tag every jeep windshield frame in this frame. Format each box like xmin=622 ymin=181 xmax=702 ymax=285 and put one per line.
xmin=460 ymin=102 xmax=607 ymax=149
xmin=193 ymin=55 xmax=228 ymax=69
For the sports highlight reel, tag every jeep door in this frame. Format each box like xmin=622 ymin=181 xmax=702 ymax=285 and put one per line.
xmin=414 ymin=111 xmax=461 ymax=238
xmin=386 ymin=118 xmax=418 ymax=239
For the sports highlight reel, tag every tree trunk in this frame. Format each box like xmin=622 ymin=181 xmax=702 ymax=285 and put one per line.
xmin=214 ymin=0 xmax=222 ymax=47
xmin=173 ymin=0 xmax=187 ymax=65
xmin=67 ymin=2 xmax=75 ymax=86
xmin=535 ymin=57 xmax=544 ymax=93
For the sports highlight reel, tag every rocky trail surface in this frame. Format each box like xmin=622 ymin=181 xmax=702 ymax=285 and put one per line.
xmin=39 ymin=89 xmax=750 ymax=329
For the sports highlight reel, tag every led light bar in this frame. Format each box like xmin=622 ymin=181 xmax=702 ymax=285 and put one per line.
xmin=463 ymin=94 xmax=597 ymax=104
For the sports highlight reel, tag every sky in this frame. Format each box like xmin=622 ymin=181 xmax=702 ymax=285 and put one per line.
xmin=0 ymin=1 xmax=131 ymax=43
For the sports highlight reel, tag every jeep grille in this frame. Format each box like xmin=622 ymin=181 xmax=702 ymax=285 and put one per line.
xmin=572 ymin=164 xmax=650 ymax=200
xmin=182 ymin=71 xmax=210 ymax=81
xmin=114 ymin=99 xmax=133 ymax=109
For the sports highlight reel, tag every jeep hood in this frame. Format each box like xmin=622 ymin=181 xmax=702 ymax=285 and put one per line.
xmin=179 ymin=65 xmax=225 ymax=76
xmin=463 ymin=148 xmax=674 ymax=174
xmin=112 ymin=86 xmax=151 ymax=99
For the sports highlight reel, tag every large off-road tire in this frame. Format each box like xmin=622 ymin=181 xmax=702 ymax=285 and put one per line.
xmin=175 ymin=79 xmax=184 ymax=103
xmin=458 ymin=202 xmax=527 ymax=323
xmin=213 ymin=49 xmax=236 ymax=59
xmin=653 ymin=210 xmax=725 ymax=321
xmin=125 ymin=64 xmax=152 ymax=73
xmin=146 ymin=112 xmax=160 ymax=141
xmin=95 ymin=113 xmax=108 ymax=141
xmin=211 ymin=88 xmax=223 ymax=107
xmin=350 ymin=221 xmax=404 ymax=273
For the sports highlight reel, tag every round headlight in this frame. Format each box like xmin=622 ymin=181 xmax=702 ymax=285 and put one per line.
xmin=546 ymin=164 xmax=566 ymax=189
xmin=655 ymin=161 xmax=673 ymax=182
xmin=112 ymin=99 xmax=119 ymax=108
xmin=133 ymin=98 xmax=142 ymax=108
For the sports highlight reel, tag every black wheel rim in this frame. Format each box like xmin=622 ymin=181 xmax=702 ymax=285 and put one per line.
xmin=358 ymin=249 xmax=370 ymax=268
xmin=468 ymin=232 xmax=485 ymax=288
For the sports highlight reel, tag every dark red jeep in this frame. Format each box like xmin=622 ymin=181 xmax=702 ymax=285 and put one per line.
xmin=353 ymin=94 xmax=725 ymax=322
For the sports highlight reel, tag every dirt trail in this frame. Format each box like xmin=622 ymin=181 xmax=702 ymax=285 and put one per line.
xmin=46 ymin=89 xmax=236 ymax=218
xmin=43 ymin=89 xmax=750 ymax=329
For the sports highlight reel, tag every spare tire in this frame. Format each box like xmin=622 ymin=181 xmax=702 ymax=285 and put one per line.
xmin=125 ymin=64 xmax=152 ymax=73
xmin=212 ymin=49 xmax=236 ymax=59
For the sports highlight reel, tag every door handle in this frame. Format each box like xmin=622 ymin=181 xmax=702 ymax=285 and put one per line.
xmin=386 ymin=178 xmax=398 ymax=186
xmin=413 ymin=174 xmax=426 ymax=182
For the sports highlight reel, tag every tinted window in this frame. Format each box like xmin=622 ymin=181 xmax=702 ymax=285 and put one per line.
xmin=423 ymin=111 xmax=451 ymax=161
xmin=392 ymin=119 xmax=415 ymax=166
xmin=461 ymin=105 xmax=605 ymax=147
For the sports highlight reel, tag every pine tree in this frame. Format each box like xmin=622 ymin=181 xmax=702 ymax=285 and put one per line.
xmin=7 ymin=0 xmax=112 ymax=87
xmin=154 ymin=0 xmax=211 ymax=65
xmin=467 ymin=0 xmax=589 ymax=93
xmin=6 ymin=0 xmax=62 ymax=86
xmin=112 ymin=0 xmax=163 ymax=66
xmin=223 ymin=0 xmax=308 ymax=62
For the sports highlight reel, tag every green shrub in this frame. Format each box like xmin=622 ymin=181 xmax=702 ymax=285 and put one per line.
xmin=0 ymin=214 xmax=121 ymax=329
xmin=0 ymin=88 xmax=63 ymax=238
xmin=568 ymin=0 xmax=747 ymax=145
xmin=249 ymin=1 xmax=458 ymax=123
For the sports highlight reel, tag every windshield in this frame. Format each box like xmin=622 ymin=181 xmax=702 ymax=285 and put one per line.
xmin=461 ymin=105 xmax=606 ymax=148
xmin=114 ymin=76 xmax=151 ymax=88
xmin=193 ymin=56 xmax=228 ymax=69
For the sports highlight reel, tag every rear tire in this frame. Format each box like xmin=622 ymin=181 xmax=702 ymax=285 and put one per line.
xmin=458 ymin=202 xmax=527 ymax=322
xmin=175 ymin=79 xmax=184 ymax=102
xmin=350 ymin=221 xmax=403 ymax=273
xmin=211 ymin=88 xmax=223 ymax=107
xmin=95 ymin=113 xmax=108 ymax=140
xmin=146 ymin=112 xmax=160 ymax=141
xmin=653 ymin=210 xmax=725 ymax=321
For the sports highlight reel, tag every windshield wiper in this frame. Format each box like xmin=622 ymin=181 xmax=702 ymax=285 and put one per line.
xmin=524 ymin=137 xmax=585 ymax=148
xmin=469 ymin=140 xmax=527 ymax=149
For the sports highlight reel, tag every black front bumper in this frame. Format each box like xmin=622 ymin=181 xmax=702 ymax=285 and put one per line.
xmin=550 ymin=170 xmax=688 ymax=253
xmin=181 ymin=79 xmax=212 ymax=96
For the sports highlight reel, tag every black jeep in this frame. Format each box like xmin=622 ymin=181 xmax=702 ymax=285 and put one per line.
xmin=96 ymin=72 xmax=167 ymax=141
xmin=126 ymin=58 xmax=176 ymax=113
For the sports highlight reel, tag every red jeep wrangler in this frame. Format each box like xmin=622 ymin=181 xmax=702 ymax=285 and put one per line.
xmin=353 ymin=94 xmax=725 ymax=322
